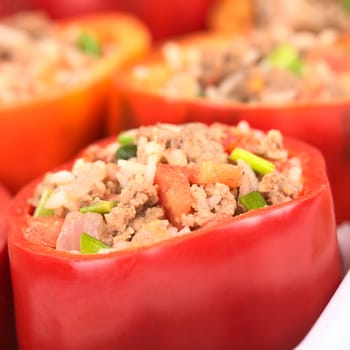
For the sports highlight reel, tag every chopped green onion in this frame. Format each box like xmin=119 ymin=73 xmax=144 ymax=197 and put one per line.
xmin=267 ymin=44 xmax=305 ymax=77
xmin=239 ymin=191 xmax=267 ymax=211
xmin=229 ymin=147 xmax=276 ymax=174
xmin=342 ymin=0 xmax=350 ymax=12
xmin=115 ymin=144 xmax=137 ymax=160
xmin=80 ymin=200 xmax=118 ymax=214
xmin=197 ymin=89 xmax=205 ymax=97
xmin=33 ymin=189 xmax=55 ymax=217
xmin=80 ymin=233 xmax=109 ymax=254
xmin=117 ymin=132 xmax=136 ymax=145
xmin=78 ymin=31 xmax=102 ymax=57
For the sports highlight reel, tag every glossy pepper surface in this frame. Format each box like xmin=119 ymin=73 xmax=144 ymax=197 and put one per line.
xmin=0 ymin=184 xmax=16 ymax=350
xmin=8 ymin=134 xmax=341 ymax=350
xmin=0 ymin=12 xmax=150 ymax=194
xmin=26 ymin=0 xmax=217 ymax=42
xmin=108 ymin=32 xmax=350 ymax=224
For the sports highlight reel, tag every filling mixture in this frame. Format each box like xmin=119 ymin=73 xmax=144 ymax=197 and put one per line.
xmin=28 ymin=122 xmax=303 ymax=254
xmin=255 ymin=0 xmax=350 ymax=33
xmin=149 ymin=27 xmax=350 ymax=103
xmin=0 ymin=12 xmax=116 ymax=103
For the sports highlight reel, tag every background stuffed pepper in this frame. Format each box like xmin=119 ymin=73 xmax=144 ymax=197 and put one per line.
xmin=8 ymin=122 xmax=341 ymax=350
xmin=0 ymin=11 xmax=150 ymax=194
xmin=108 ymin=30 xmax=350 ymax=224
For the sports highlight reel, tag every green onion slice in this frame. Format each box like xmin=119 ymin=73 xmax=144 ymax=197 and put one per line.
xmin=80 ymin=200 xmax=118 ymax=214
xmin=115 ymin=144 xmax=137 ymax=160
xmin=229 ymin=147 xmax=276 ymax=174
xmin=342 ymin=0 xmax=350 ymax=12
xmin=267 ymin=44 xmax=305 ymax=76
xmin=78 ymin=31 xmax=102 ymax=57
xmin=117 ymin=132 xmax=136 ymax=145
xmin=33 ymin=189 xmax=55 ymax=217
xmin=80 ymin=232 xmax=109 ymax=254
xmin=239 ymin=191 xmax=267 ymax=211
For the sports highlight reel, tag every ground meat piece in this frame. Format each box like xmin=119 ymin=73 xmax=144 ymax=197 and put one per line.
xmin=136 ymin=123 xmax=228 ymax=165
xmin=119 ymin=176 xmax=158 ymax=211
xmin=260 ymin=67 xmax=300 ymax=101
xmin=131 ymin=220 xmax=173 ymax=247
xmin=181 ymin=183 xmax=236 ymax=229
xmin=259 ymin=172 xmax=302 ymax=204
xmin=256 ymin=130 xmax=288 ymax=161
xmin=111 ymin=207 xmax=167 ymax=249
xmin=205 ymin=183 xmax=237 ymax=214
xmin=104 ymin=176 xmax=159 ymax=235
xmin=130 ymin=206 xmax=165 ymax=232
xmin=137 ymin=124 xmax=180 ymax=145
xmin=105 ymin=205 xmax=136 ymax=234
xmin=198 ymin=45 xmax=245 ymax=86
xmin=196 ymin=36 xmax=261 ymax=88
xmin=170 ymin=123 xmax=228 ymax=164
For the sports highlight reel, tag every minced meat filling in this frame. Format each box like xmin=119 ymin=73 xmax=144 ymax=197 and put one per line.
xmin=0 ymin=12 xmax=115 ymax=103
xmin=157 ymin=27 xmax=350 ymax=103
xmin=29 ymin=122 xmax=303 ymax=253
xmin=256 ymin=0 xmax=350 ymax=33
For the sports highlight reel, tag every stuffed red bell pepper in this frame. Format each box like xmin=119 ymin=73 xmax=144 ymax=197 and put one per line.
xmin=0 ymin=184 xmax=17 ymax=350
xmin=8 ymin=122 xmax=341 ymax=350
xmin=0 ymin=11 xmax=150 ymax=194
xmin=108 ymin=29 xmax=350 ymax=224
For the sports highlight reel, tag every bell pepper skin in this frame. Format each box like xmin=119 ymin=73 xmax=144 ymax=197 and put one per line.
xmin=8 ymin=136 xmax=341 ymax=350
xmin=0 ymin=184 xmax=17 ymax=350
xmin=207 ymin=0 xmax=254 ymax=33
xmin=26 ymin=0 xmax=216 ymax=42
xmin=108 ymin=33 xmax=350 ymax=224
xmin=0 ymin=1 xmax=31 ymax=16
xmin=0 ymin=12 xmax=150 ymax=194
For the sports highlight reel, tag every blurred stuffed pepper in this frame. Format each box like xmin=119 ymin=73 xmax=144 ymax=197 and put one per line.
xmin=8 ymin=122 xmax=341 ymax=350
xmin=0 ymin=11 xmax=150 ymax=194
xmin=108 ymin=29 xmax=350 ymax=224
xmin=0 ymin=184 xmax=16 ymax=350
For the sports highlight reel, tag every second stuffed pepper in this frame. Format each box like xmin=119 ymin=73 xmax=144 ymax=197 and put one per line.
xmin=0 ymin=11 xmax=150 ymax=193
xmin=108 ymin=29 xmax=350 ymax=224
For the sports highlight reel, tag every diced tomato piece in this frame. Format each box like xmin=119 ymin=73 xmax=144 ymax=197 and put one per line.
xmin=188 ymin=161 xmax=242 ymax=188
xmin=154 ymin=164 xmax=192 ymax=226
xmin=308 ymin=48 xmax=350 ymax=73
xmin=222 ymin=131 xmax=258 ymax=154
xmin=24 ymin=216 xmax=64 ymax=248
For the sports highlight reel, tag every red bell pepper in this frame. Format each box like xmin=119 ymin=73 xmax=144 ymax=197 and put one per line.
xmin=8 ymin=131 xmax=341 ymax=350
xmin=0 ymin=184 xmax=17 ymax=350
xmin=0 ymin=0 xmax=31 ymax=17
xmin=207 ymin=0 xmax=254 ymax=33
xmin=26 ymin=0 xmax=216 ymax=42
xmin=0 ymin=12 xmax=150 ymax=194
xmin=108 ymin=32 xmax=350 ymax=224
